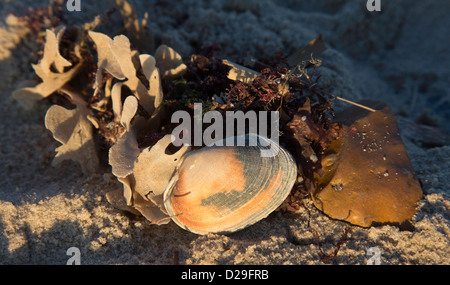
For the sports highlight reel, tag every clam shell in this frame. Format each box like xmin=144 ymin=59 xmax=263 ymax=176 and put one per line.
xmin=163 ymin=134 xmax=297 ymax=234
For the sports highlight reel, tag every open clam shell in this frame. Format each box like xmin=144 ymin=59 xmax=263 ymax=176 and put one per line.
xmin=163 ymin=134 xmax=297 ymax=235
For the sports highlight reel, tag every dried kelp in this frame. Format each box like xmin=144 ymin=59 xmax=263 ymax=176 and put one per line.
xmin=155 ymin=45 xmax=187 ymax=79
xmin=313 ymin=101 xmax=423 ymax=228
xmin=12 ymin=3 xmax=183 ymax=184
xmin=13 ymin=27 xmax=82 ymax=110
xmin=113 ymin=0 xmax=154 ymax=53
xmin=88 ymin=31 xmax=163 ymax=116
xmin=44 ymin=88 xmax=99 ymax=174
xmin=12 ymin=0 xmax=196 ymax=222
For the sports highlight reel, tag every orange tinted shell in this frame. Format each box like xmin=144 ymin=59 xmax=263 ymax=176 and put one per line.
xmin=163 ymin=135 xmax=297 ymax=234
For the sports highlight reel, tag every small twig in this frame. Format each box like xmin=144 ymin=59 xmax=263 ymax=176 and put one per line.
xmin=311 ymin=85 xmax=377 ymax=113
xmin=249 ymin=58 xmax=273 ymax=69
xmin=334 ymin=96 xmax=376 ymax=112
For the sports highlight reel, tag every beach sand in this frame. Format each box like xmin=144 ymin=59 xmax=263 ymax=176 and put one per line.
xmin=0 ymin=0 xmax=448 ymax=264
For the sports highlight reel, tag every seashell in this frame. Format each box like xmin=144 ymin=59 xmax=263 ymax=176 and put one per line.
xmin=163 ymin=134 xmax=297 ymax=235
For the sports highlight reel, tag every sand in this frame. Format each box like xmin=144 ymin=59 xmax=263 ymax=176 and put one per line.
xmin=0 ymin=0 xmax=449 ymax=265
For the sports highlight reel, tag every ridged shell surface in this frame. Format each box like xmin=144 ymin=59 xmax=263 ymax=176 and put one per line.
xmin=163 ymin=134 xmax=297 ymax=234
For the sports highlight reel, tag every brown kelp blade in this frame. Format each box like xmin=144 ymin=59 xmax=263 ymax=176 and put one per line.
xmin=313 ymin=100 xmax=423 ymax=227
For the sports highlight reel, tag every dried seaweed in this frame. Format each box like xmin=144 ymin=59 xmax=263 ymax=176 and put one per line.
xmin=13 ymin=26 xmax=82 ymax=110
xmin=108 ymin=95 xmax=140 ymax=178
xmin=155 ymin=45 xmax=187 ymax=79
xmin=88 ymin=31 xmax=163 ymax=116
xmin=113 ymin=0 xmax=154 ymax=53
xmin=287 ymin=35 xmax=326 ymax=67
xmin=44 ymin=88 xmax=99 ymax=174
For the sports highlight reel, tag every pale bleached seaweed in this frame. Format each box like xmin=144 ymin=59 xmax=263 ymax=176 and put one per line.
xmin=106 ymin=45 xmax=189 ymax=224
xmin=12 ymin=19 xmax=188 ymax=213
xmin=13 ymin=26 xmax=82 ymax=110
xmin=44 ymin=88 xmax=99 ymax=174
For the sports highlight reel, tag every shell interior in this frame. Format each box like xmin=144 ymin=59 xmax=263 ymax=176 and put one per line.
xmin=163 ymin=134 xmax=297 ymax=234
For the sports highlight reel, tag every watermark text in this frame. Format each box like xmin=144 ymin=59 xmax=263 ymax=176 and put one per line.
xmin=171 ymin=103 xmax=280 ymax=157
xmin=66 ymin=247 xmax=81 ymax=265
xmin=66 ymin=0 xmax=81 ymax=12
xmin=366 ymin=0 xmax=381 ymax=12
